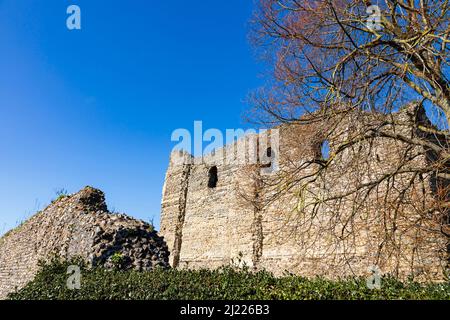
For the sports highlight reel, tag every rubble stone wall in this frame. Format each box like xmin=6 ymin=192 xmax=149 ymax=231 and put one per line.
xmin=160 ymin=106 xmax=449 ymax=280
xmin=0 ymin=187 xmax=169 ymax=299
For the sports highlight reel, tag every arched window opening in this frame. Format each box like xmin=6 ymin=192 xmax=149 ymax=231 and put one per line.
xmin=208 ymin=166 xmax=218 ymax=188
xmin=262 ymin=147 xmax=274 ymax=168
xmin=321 ymin=140 xmax=330 ymax=161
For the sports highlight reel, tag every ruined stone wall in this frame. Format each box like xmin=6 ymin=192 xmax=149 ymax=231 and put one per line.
xmin=0 ymin=187 xmax=169 ymax=299
xmin=160 ymin=106 xmax=448 ymax=280
xmin=160 ymin=145 xmax=256 ymax=269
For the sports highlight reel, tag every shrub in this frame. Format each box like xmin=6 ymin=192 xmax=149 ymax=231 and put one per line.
xmin=110 ymin=252 xmax=125 ymax=266
xmin=8 ymin=259 xmax=450 ymax=300
xmin=52 ymin=188 xmax=69 ymax=203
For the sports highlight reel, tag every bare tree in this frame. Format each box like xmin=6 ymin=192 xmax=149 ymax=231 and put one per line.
xmin=243 ymin=0 xmax=449 ymax=279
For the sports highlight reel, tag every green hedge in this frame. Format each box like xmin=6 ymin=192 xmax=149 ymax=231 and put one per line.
xmin=8 ymin=259 xmax=450 ymax=300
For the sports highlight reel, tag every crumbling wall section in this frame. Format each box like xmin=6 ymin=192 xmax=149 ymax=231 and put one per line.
xmin=0 ymin=187 xmax=169 ymax=299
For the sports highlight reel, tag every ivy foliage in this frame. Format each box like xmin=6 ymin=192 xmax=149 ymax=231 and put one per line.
xmin=8 ymin=259 xmax=450 ymax=300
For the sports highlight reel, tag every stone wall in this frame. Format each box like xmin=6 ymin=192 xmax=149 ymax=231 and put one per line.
xmin=0 ymin=187 xmax=169 ymax=299
xmin=160 ymin=105 xmax=449 ymax=281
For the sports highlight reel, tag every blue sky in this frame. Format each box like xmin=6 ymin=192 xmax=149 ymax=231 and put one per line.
xmin=0 ymin=0 xmax=263 ymax=234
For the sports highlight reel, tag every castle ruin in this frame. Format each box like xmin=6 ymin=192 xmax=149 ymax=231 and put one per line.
xmin=160 ymin=104 xmax=449 ymax=281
